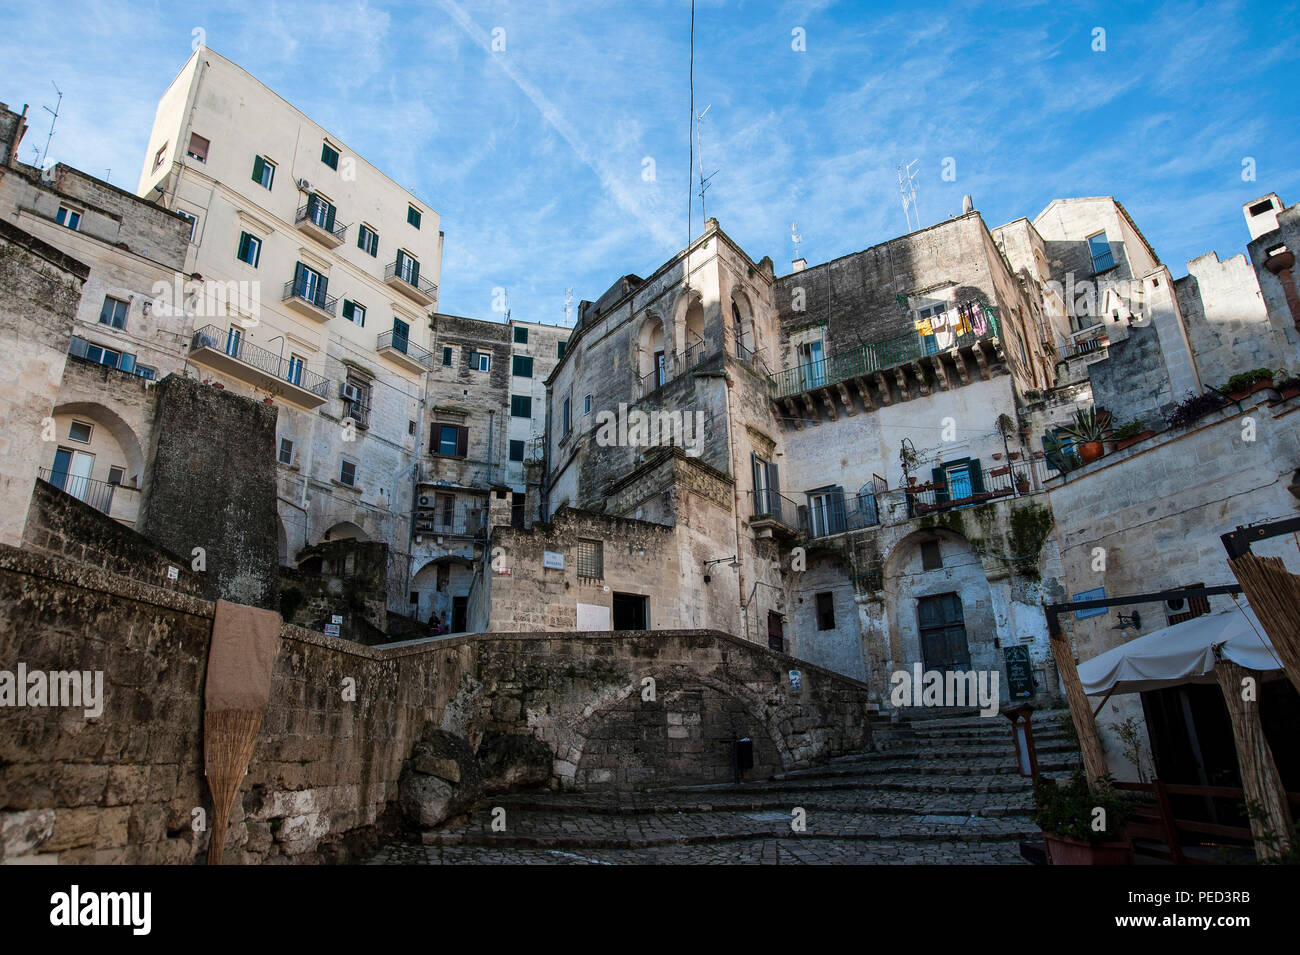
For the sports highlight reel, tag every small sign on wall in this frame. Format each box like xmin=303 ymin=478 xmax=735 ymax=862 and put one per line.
xmin=543 ymin=551 xmax=565 ymax=570
xmin=166 ymin=566 xmax=179 ymax=580
xmin=788 ymin=670 xmax=803 ymax=691
xmin=324 ymin=624 xmax=341 ymax=637
xmin=331 ymin=614 xmax=343 ymax=625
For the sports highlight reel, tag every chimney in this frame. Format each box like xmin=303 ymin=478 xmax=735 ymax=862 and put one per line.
xmin=791 ymin=258 xmax=807 ymax=273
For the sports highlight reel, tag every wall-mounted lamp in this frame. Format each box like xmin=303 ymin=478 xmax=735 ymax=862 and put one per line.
xmin=703 ymin=555 xmax=739 ymax=583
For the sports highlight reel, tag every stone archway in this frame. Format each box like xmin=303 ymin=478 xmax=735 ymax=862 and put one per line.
xmin=563 ymin=667 xmax=795 ymax=789
xmin=49 ymin=401 xmax=146 ymax=488
xmin=635 ymin=311 xmax=667 ymax=389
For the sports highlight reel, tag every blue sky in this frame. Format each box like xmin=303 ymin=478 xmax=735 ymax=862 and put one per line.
xmin=2 ymin=0 xmax=1297 ymax=325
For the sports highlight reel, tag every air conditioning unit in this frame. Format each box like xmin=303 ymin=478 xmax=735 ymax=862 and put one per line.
xmin=418 ymin=495 xmax=431 ymax=507
xmin=340 ymin=382 xmax=361 ymax=403
xmin=297 ymin=178 xmax=313 ymax=192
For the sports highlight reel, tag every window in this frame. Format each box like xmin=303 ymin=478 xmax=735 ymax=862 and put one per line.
xmin=577 ymin=539 xmax=603 ymax=579
xmin=391 ymin=317 xmax=410 ymax=351
xmin=437 ymin=493 xmax=455 ymax=529
xmin=407 ymin=205 xmax=422 ymax=228
xmin=433 ymin=424 xmax=468 ymax=457
xmin=815 ymin=592 xmax=836 ymax=631
xmin=806 ymin=486 xmax=846 ymax=537
xmin=321 ymin=141 xmax=340 ymax=170
xmin=1249 ymin=199 xmax=1275 ymax=216
xmin=913 ymin=303 xmax=948 ymax=355
xmin=135 ymin=366 xmax=156 ymax=381
xmin=251 ymin=155 xmax=275 ymax=190
xmin=278 ymin=438 xmax=294 ymax=465
xmin=511 ymin=491 xmax=526 ymax=529
xmin=509 ymin=439 xmax=526 ymax=462
xmin=921 ymin=539 xmax=943 ymax=570
xmin=408 ymin=420 xmax=417 ymax=436
xmin=512 ymin=355 xmax=533 ymax=377
xmin=441 ymin=346 xmax=453 ymax=366
xmin=751 ymin=454 xmax=780 ymax=517
xmin=236 ymin=231 xmax=261 ymax=267
xmin=513 ymin=326 xmax=528 ymax=344
xmin=107 ymin=466 xmax=125 ymax=486
xmin=286 ymin=354 xmax=305 ymax=387
xmin=339 ymin=458 xmax=357 ymax=487
xmin=474 ymin=352 xmax=491 ymax=372
xmin=304 ymin=194 xmax=337 ymax=232
xmin=186 ymin=133 xmax=209 ymax=162
xmin=68 ymin=336 xmax=138 ymax=374
xmin=561 ymin=396 xmax=571 ymax=436
xmin=153 ymin=143 xmax=168 ymax=171
xmin=511 ymin=395 xmax=532 ymax=418
xmin=342 ymin=376 xmax=371 ymax=423
xmin=557 ymin=340 xmax=566 ymax=359
xmin=68 ymin=420 xmax=93 ymax=443
xmin=918 ymin=593 xmax=970 ymax=672
xmin=932 ymin=458 xmax=985 ymax=504
xmin=1088 ymin=232 xmax=1114 ymax=273
xmin=357 ymin=224 xmax=379 ymax=257
xmin=291 ymin=262 xmax=327 ymax=307
xmin=56 ymin=206 xmax=81 ymax=230
xmin=583 ymin=394 xmax=592 ymax=414
xmin=342 ymin=299 xmax=366 ymax=326
xmin=176 ymin=210 xmax=198 ymax=241
xmin=98 ymin=296 xmax=129 ymax=330
xmin=395 ymin=249 xmax=420 ymax=285
xmin=796 ymin=339 xmax=826 ymax=389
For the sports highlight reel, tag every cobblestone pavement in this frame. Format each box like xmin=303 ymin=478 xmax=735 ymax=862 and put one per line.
xmin=366 ymin=710 xmax=1080 ymax=865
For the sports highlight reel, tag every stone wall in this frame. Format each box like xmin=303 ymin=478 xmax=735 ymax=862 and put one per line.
xmin=140 ymin=374 xmax=279 ymax=609
xmin=0 ymin=219 xmax=84 ymax=547
xmin=0 ymin=541 xmax=874 ymax=863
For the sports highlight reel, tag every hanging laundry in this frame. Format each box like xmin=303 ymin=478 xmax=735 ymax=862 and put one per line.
xmin=932 ymin=308 xmax=956 ymax=349
xmin=970 ymin=303 xmax=989 ymax=335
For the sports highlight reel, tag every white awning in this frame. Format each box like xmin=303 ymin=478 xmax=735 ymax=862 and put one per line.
xmin=1077 ymin=605 xmax=1283 ymax=696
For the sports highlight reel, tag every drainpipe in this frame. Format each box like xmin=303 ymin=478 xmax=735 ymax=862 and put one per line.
xmin=722 ymin=368 xmax=747 ymax=641
xmin=486 ymin=410 xmax=495 ymax=487
xmin=1263 ymin=250 xmax=1300 ymax=331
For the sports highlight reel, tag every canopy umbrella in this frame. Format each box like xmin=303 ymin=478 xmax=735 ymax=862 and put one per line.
xmin=1078 ymin=605 xmax=1281 ymax=696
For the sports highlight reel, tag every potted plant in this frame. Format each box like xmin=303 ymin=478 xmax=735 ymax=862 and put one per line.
xmin=899 ymin=439 xmax=920 ymax=487
xmin=1033 ymin=771 xmax=1133 ymax=865
xmin=1042 ymin=432 xmax=1081 ymax=473
xmin=1062 ymin=407 xmax=1112 ymax=463
xmin=1276 ymin=375 xmax=1300 ymax=400
xmin=1165 ymin=390 xmax=1227 ymax=429
xmin=1015 ymin=473 xmax=1031 ymax=494
xmin=1223 ymin=368 xmax=1275 ymax=401
xmin=1111 ymin=418 xmax=1155 ymax=450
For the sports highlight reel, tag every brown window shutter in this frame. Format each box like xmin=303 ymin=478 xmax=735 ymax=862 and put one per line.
xmin=456 ymin=426 xmax=468 ymax=458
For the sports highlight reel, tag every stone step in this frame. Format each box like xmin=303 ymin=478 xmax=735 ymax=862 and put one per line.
xmin=773 ymin=755 xmax=1079 ymax=781
xmin=484 ymin=790 xmax=1034 ymax=818
xmin=424 ymin=807 xmax=1041 ymax=850
xmin=829 ymin=741 xmax=1078 ymax=762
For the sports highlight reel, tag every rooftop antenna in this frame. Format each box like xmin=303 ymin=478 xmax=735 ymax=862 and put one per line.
xmin=685 ymin=0 xmax=695 ymax=290
xmin=696 ymin=103 xmax=718 ymax=224
xmin=897 ymin=158 xmax=920 ymax=233
xmin=39 ymin=82 xmax=63 ymax=170
xmin=563 ymin=287 xmax=574 ymax=327
xmin=791 ymin=221 xmax=802 ymax=261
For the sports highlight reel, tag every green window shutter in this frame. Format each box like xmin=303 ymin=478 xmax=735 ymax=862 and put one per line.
xmin=237 ymin=232 xmax=249 ymax=261
xmin=932 ymin=467 xmax=949 ymax=503
xmin=557 ymin=341 xmax=566 ymax=359
xmin=252 ymin=156 xmax=264 ymax=184
xmin=969 ymin=458 xmax=985 ymax=494
xmin=750 ymin=453 xmax=762 ymax=513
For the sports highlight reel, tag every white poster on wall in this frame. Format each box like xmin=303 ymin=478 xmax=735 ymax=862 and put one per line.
xmin=576 ymin=602 xmax=612 ymax=631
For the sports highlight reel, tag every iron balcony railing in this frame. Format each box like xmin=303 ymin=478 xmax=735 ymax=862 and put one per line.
xmin=295 ymin=197 xmax=348 ymax=242
xmin=378 ymin=329 xmax=433 ymax=367
xmin=385 ymin=260 xmax=439 ymax=299
xmin=901 ymin=458 xmax=1048 ymax=517
xmin=191 ymin=324 xmax=330 ymax=398
xmin=750 ymin=487 xmax=799 ymax=527
xmin=282 ymin=277 xmax=338 ymax=316
xmin=768 ymin=307 xmax=1001 ymax=401
xmin=39 ymin=467 xmax=116 ymax=514
xmin=415 ymin=491 xmax=488 ymax=538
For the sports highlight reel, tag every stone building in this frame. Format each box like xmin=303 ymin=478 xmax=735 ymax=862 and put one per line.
xmin=134 ymin=47 xmax=442 ymax=612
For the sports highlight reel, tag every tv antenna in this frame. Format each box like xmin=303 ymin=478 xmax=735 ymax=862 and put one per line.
xmin=897 ymin=158 xmax=920 ymax=233
xmin=791 ymin=221 xmax=802 ymax=261
xmin=563 ymin=287 xmax=574 ymax=326
xmin=39 ymin=82 xmax=63 ymax=170
xmin=696 ymin=104 xmax=718 ymax=223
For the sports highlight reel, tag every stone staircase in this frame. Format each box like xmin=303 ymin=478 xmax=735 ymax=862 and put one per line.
xmin=369 ymin=709 xmax=1081 ymax=865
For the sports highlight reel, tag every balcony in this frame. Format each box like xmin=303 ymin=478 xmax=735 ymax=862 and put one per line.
xmin=414 ymin=489 xmax=488 ymax=539
xmin=39 ymin=468 xmax=116 ymax=514
xmin=377 ymin=328 xmax=433 ymax=373
xmin=747 ymin=488 xmax=801 ymax=540
xmin=384 ymin=261 xmax=438 ymax=307
xmin=282 ymin=276 xmax=338 ymax=322
xmin=768 ymin=306 xmax=1001 ymax=404
xmin=295 ymin=198 xmax=347 ymax=248
xmin=189 ymin=325 xmax=330 ymax=408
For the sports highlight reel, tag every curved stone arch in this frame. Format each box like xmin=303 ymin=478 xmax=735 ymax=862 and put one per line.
xmin=729 ymin=286 xmax=758 ymax=357
xmin=671 ymin=288 xmax=707 ymax=359
xmin=50 ymin=400 xmax=146 ymax=487
xmin=557 ymin=665 xmax=797 ymax=786
xmin=322 ymin=520 xmax=368 ymax=542
xmin=634 ymin=309 xmax=667 ymax=384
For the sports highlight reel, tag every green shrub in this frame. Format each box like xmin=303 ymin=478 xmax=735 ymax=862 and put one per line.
xmin=1032 ymin=770 xmax=1130 ymax=843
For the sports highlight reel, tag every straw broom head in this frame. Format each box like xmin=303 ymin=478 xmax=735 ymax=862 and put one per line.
xmin=204 ymin=708 xmax=264 ymax=865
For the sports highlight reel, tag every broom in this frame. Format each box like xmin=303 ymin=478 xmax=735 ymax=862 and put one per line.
xmin=1229 ymin=553 xmax=1300 ymax=697
xmin=204 ymin=708 xmax=265 ymax=865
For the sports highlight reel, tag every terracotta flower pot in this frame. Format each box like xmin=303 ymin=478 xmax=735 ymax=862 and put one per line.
xmin=1044 ymin=832 xmax=1132 ymax=866
xmin=1079 ymin=441 xmax=1104 ymax=463
xmin=1114 ymin=429 xmax=1155 ymax=450
xmin=1228 ymin=380 xmax=1273 ymax=401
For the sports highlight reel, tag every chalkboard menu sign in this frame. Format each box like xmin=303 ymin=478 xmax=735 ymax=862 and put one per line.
xmin=1003 ymin=645 xmax=1035 ymax=699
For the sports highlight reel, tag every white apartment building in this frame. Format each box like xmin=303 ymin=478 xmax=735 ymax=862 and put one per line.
xmin=135 ymin=47 xmax=444 ymax=607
